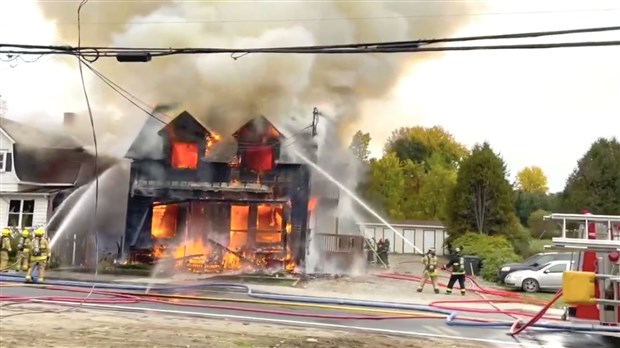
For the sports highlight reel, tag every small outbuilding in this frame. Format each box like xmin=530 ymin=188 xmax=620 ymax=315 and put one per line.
xmin=358 ymin=220 xmax=449 ymax=256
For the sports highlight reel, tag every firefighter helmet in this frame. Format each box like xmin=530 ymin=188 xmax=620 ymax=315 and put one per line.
xmin=21 ymin=230 xmax=30 ymax=238
xmin=1 ymin=228 xmax=10 ymax=237
xmin=34 ymin=228 xmax=45 ymax=237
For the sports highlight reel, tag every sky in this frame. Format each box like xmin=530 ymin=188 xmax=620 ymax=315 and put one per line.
xmin=1 ymin=0 xmax=619 ymax=193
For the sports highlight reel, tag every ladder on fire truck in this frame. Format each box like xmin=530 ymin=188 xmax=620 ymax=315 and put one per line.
xmin=544 ymin=213 xmax=620 ymax=326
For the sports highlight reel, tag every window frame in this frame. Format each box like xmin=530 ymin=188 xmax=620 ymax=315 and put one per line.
xmin=0 ymin=151 xmax=7 ymax=172
xmin=6 ymin=199 xmax=36 ymax=228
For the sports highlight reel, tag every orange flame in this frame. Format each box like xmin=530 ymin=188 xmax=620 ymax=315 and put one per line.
xmin=151 ymin=204 xmax=178 ymax=239
xmin=205 ymin=132 xmax=222 ymax=156
xmin=171 ymin=142 xmax=198 ymax=169
xmin=308 ymin=197 xmax=318 ymax=212
xmin=152 ymin=203 xmax=296 ymax=273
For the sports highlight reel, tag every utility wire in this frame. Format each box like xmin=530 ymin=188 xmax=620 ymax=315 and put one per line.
xmin=76 ymin=0 xmax=99 ymax=302
xmin=2 ymin=25 xmax=620 ymax=58
xmin=80 ymin=60 xmax=313 ymax=152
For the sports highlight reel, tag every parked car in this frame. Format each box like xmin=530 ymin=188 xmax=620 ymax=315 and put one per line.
xmin=497 ymin=252 xmax=573 ymax=282
xmin=503 ymin=260 xmax=573 ymax=293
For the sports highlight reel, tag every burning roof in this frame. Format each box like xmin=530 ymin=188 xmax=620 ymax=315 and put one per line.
xmin=125 ymin=111 xmax=299 ymax=165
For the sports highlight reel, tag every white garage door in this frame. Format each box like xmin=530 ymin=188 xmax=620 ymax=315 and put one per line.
xmin=423 ymin=230 xmax=436 ymax=253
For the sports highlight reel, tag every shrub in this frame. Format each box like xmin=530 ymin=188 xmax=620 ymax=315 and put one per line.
xmin=453 ymin=232 xmax=522 ymax=282
xmin=510 ymin=224 xmax=533 ymax=258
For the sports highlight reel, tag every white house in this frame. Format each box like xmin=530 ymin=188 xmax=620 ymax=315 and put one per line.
xmin=0 ymin=116 xmax=90 ymax=230
xmin=359 ymin=220 xmax=449 ymax=256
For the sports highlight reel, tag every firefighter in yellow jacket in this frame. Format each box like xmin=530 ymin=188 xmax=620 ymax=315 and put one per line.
xmin=25 ymin=228 xmax=51 ymax=282
xmin=16 ymin=229 xmax=32 ymax=272
xmin=1 ymin=228 xmax=12 ymax=272
xmin=417 ymin=247 xmax=440 ymax=294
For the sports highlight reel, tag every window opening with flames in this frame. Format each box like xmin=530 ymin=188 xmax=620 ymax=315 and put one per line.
xmin=149 ymin=201 xmax=295 ymax=273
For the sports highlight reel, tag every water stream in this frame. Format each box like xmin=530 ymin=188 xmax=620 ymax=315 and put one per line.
xmin=44 ymin=184 xmax=90 ymax=232
xmin=49 ymin=167 xmax=116 ymax=249
xmin=293 ymin=150 xmax=424 ymax=254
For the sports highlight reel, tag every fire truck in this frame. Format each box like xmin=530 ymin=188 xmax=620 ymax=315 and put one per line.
xmin=545 ymin=212 xmax=620 ymax=325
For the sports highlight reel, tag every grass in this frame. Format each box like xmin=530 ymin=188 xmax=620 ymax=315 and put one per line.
xmin=520 ymin=291 xmax=566 ymax=308
xmin=528 ymin=239 xmax=553 ymax=255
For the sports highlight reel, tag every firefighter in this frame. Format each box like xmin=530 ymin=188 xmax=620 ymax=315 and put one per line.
xmin=25 ymin=228 xmax=51 ymax=282
xmin=16 ymin=229 xmax=32 ymax=272
xmin=1 ymin=228 xmax=12 ymax=272
xmin=444 ymin=247 xmax=466 ymax=295
xmin=376 ymin=239 xmax=385 ymax=265
xmin=382 ymin=239 xmax=390 ymax=267
xmin=417 ymin=247 xmax=439 ymax=294
xmin=365 ymin=238 xmax=376 ymax=264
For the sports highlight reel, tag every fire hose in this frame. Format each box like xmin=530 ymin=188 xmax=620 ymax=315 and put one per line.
xmin=376 ymin=272 xmax=561 ymax=320
xmin=0 ymin=277 xmax=620 ymax=333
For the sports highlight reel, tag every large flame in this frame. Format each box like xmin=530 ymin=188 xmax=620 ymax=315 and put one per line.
xmin=150 ymin=203 xmax=295 ymax=273
xmin=151 ymin=204 xmax=178 ymax=239
xmin=171 ymin=142 xmax=199 ymax=169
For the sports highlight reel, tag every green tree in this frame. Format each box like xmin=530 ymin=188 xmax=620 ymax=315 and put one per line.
xmin=513 ymin=191 xmax=551 ymax=225
xmin=411 ymin=153 xmax=457 ymax=221
xmin=527 ymin=209 xmax=559 ymax=239
xmin=561 ymin=137 xmax=620 ymax=214
xmin=361 ymin=153 xmax=406 ymax=219
xmin=445 ymin=142 xmax=517 ymax=239
xmin=349 ymin=130 xmax=372 ymax=163
xmin=516 ymin=166 xmax=549 ymax=193
xmin=384 ymin=126 xmax=468 ymax=170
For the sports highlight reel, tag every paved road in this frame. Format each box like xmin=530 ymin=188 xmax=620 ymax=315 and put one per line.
xmin=1 ymin=282 xmax=619 ymax=348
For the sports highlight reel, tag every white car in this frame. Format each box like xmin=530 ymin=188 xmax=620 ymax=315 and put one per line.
xmin=503 ymin=260 xmax=573 ymax=293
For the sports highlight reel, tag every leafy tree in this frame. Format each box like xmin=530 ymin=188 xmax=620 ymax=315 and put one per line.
xmin=411 ymin=153 xmax=457 ymax=221
xmin=445 ymin=142 xmax=517 ymax=239
xmin=349 ymin=130 xmax=372 ymax=163
xmin=527 ymin=209 xmax=559 ymax=239
xmin=515 ymin=166 xmax=549 ymax=193
xmin=561 ymin=137 xmax=620 ymax=215
xmin=384 ymin=126 xmax=468 ymax=170
xmin=513 ymin=191 xmax=551 ymax=225
xmin=361 ymin=153 xmax=406 ymax=219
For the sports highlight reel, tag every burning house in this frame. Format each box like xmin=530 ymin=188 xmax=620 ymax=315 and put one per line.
xmin=123 ymin=111 xmax=311 ymax=273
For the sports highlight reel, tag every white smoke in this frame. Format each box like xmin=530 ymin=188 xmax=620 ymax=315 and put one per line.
xmin=38 ymin=0 xmax=486 ymax=274
xmin=38 ymin=0 xmax=486 ymax=154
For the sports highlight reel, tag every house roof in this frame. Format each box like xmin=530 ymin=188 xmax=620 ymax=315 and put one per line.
xmin=12 ymin=145 xmax=118 ymax=186
xmin=1 ymin=116 xmax=117 ymax=186
xmin=0 ymin=117 xmax=82 ymax=149
xmin=232 ymin=115 xmax=289 ymax=140
xmin=157 ymin=110 xmax=211 ymax=140
xmin=125 ymin=115 xmax=166 ymax=160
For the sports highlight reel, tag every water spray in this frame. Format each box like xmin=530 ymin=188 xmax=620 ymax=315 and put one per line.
xmin=293 ymin=150 xmax=424 ymax=254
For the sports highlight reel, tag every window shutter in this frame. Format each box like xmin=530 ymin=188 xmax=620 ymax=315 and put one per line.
xmin=5 ymin=153 xmax=12 ymax=172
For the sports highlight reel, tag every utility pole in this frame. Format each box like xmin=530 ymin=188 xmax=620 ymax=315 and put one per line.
xmin=311 ymin=107 xmax=319 ymax=137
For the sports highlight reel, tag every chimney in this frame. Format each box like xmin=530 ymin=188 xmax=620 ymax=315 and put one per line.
xmin=63 ymin=112 xmax=77 ymax=126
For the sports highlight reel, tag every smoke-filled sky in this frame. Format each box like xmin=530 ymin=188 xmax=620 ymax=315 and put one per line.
xmin=1 ymin=0 xmax=619 ymax=193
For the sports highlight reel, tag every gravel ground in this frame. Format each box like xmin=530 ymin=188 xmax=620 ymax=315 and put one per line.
xmin=0 ymin=303 xmax=490 ymax=348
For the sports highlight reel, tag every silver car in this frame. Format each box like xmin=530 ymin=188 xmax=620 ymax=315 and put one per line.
xmin=503 ymin=260 xmax=573 ymax=293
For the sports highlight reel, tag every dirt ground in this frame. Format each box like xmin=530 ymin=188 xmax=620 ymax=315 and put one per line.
xmin=0 ymin=303 xmax=489 ymax=348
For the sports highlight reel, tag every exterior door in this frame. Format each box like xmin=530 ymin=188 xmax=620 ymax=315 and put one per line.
xmin=540 ymin=263 xmax=568 ymax=289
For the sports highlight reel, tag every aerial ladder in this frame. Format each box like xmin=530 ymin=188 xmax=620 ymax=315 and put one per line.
xmin=544 ymin=212 xmax=620 ymax=325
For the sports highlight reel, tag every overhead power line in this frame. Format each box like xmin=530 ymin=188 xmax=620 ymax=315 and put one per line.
xmin=2 ymin=25 xmax=620 ymax=60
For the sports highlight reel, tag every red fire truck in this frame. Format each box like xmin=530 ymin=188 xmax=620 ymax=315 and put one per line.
xmin=545 ymin=212 xmax=620 ymax=325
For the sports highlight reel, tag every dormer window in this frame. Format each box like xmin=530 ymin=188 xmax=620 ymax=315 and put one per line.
xmin=232 ymin=116 xmax=285 ymax=174
xmin=171 ymin=142 xmax=198 ymax=169
xmin=153 ymin=111 xmax=215 ymax=171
